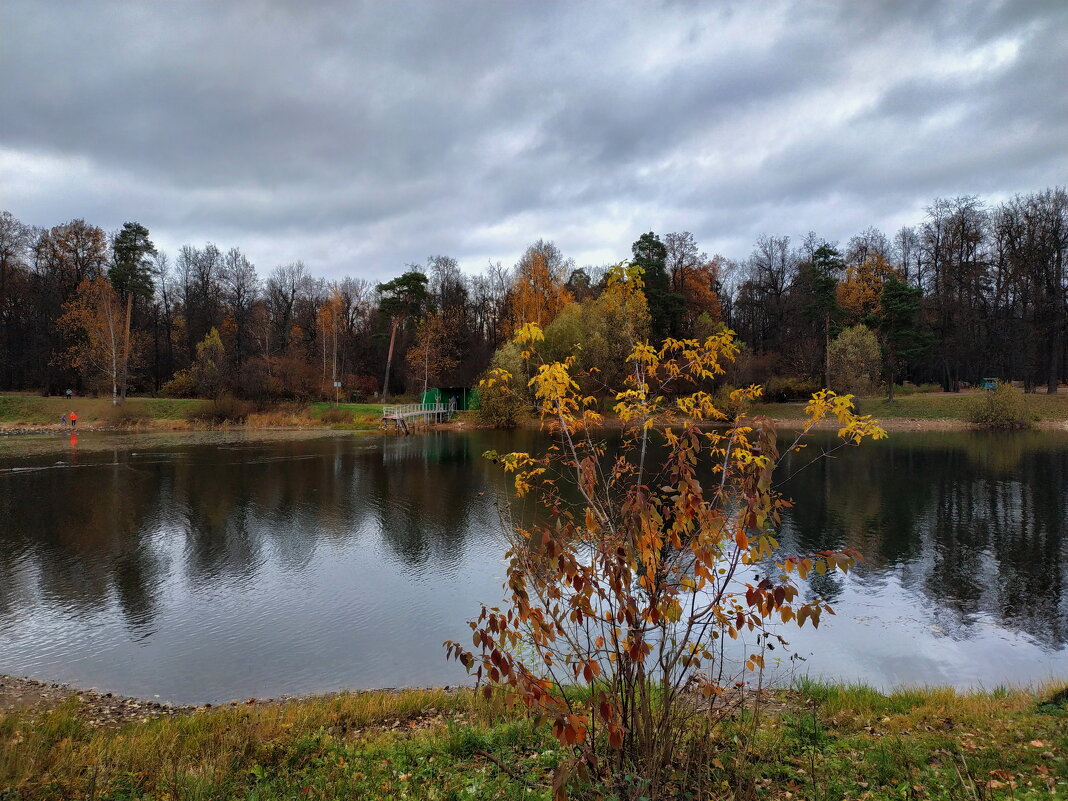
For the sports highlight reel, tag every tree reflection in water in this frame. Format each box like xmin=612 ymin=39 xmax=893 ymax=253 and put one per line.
xmin=777 ymin=430 xmax=1067 ymax=650
xmin=0 ymin=428 xmax=1064 ymax=700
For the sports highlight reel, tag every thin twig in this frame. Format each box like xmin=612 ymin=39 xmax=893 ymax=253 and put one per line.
xmin=474 ymin=749 xmax=536 ymax=787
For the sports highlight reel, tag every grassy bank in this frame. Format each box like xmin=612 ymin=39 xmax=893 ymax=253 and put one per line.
xmin=1 ymin=682 xmax=1064 ymax=800
xmin=751 ymin=388 xmax=1068 ymax=425
xmin=0 ymin=395 xmax=384 ymax=432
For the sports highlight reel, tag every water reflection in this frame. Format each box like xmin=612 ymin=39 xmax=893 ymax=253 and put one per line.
xmin=777 ymin=431 xmax=1068 ymax=652
xmin=0 ymin=428 xmax=1065 ymax=701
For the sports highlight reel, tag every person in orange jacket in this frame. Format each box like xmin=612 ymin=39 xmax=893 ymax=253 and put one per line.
xmin=69 ymin=411 xmax=77 ymax=429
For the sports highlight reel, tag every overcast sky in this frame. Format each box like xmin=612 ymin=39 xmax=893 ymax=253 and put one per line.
xmin=1 ymin=1 xmax=1065 ymax=280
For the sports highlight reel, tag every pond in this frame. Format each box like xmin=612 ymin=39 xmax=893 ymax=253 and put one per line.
xmin=0 ymin=428 xmax=1065 ymax=703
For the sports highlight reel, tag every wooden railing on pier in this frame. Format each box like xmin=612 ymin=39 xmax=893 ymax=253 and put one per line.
xmin=381 ymin=402 xmax=454 ymax=433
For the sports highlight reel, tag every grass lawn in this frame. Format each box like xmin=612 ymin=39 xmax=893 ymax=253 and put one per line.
xmin=1 ymin=682 xmax=1064 ymax=799
xmin=752 ymin=389 xmax=1068 ymax=422
xmin=0 ymin=395 xmax=385 ymax=429
xmin=0 ymin=394 xmax=208 ymax=425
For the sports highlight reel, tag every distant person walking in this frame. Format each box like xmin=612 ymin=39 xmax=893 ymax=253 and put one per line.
xmin=65 ymin=388 xmax=73 ymax=400
xmin=61 ymin=413 xmax=68 ymax=428
xmin=69 ymin=411 xmax=77 ymax=429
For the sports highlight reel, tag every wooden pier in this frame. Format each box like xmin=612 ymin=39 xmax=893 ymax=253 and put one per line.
xmin=381 ymin=402 xmax=454 ymax=434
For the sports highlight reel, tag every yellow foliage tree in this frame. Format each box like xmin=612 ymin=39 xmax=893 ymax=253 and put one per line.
xmin=451 ymin=264 xmax=886 ymax=798
xmin=679 ymin=258 xmax=723 ymax=333
xmin=836 ymin=253 xmax=898 ymax=323
xmin=507 ymin=240 xmax=573 ymax=334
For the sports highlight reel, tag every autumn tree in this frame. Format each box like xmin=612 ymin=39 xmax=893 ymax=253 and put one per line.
xmin=836 ymin=253 xmax=897 ymax=324
xmin=316 ymin=290 xmax=343 ymax=400
xmin=406 ymin=309 xmax=462 ymax=394
xmin=58 ymin=277 xmax=124 ymax=402
xmin=508 ymin=240 xmax=573 ymax=333
xmin=192 ymin=327 xmax=227 ymax=399
xmin=450 ymin=265 xmax=885 ymax=798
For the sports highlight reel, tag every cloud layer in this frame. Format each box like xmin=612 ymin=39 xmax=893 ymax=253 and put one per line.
xmin=2 ymin=0 xmax=1065 ymax=278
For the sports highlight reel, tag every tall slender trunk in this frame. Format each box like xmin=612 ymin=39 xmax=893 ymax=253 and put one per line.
xmin=823 ymin=309 xmax=830 ymax=388
xmin=1048 ymin=316 xmax=1060 ymax=394
xmin=119 ymin=292 xmax=132 ymax=404
xmin=381 ymin=318 xmax=399 ymax=401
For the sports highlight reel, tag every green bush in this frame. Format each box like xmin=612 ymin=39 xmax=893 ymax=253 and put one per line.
xmin=966 ymin=382 xmax=1034 ymax=428
xmin=894 ymin=382 xmax=941 ymax=395
xmin=476 ymin=381 xmax=526 ymax=428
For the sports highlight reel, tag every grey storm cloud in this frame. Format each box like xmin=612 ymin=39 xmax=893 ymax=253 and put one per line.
xmin=1 ymin=0 xmax=1065 ymax=280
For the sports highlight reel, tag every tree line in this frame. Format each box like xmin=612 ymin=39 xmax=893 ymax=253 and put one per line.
xmin=0 ymin=186 xmax=1064 ymax=405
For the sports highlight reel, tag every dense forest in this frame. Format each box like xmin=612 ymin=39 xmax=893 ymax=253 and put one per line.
xmin=0 ymin=186 xmax=1065 ymax=405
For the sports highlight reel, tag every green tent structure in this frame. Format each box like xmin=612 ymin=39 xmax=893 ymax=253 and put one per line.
xmin=420 ymin=386 xmax=480 ymax=411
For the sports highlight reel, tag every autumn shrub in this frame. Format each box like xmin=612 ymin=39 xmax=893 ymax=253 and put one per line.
xmin=966 ymin=382 xmax=1034 ymax=429
xmin=100 ymin=404 xmax=148 ymax=427
xmin=319 ymin=407 xmax=353 ymax=425
xmin=476 ymin=342 xmax=528 ymax=428
xmin=188 ymin=394 xmax=253 ymax=424
xmin=160 ymin=369 xmax=197 ymax=398
xmin=829 ymin=324 xmax=882 ymax=396
xmin=447 ymin=264 xmax=886 ymax=800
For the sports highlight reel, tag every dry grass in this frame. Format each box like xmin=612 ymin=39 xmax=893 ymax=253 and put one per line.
xmin=1 ymin=682 xmax=1064 ymax=799
xmin=0 ymin=688 xmax=510 ymax=800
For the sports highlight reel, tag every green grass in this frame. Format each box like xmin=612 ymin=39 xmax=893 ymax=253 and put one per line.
xmin=752 ymin=389 xmax=1068 ymax=422
xmin=1 ymin=683 xmax=1065 ymax=800
xmin=0 ymin=394 xmax=208 ymax=425
xmin=0 ymin=395 xmax=384 ymax=430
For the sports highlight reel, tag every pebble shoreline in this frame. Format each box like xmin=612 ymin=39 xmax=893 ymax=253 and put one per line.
xmin=0 ymin=674 xmax=464 ymax=728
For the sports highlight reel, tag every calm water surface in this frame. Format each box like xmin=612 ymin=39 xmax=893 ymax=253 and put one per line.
xmin=0 ymin=428 xmax=1065 ymax=703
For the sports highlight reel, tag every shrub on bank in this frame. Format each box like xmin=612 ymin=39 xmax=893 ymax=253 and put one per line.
xmin=160 ymin=369 xmax=197 ymax=398
xmin=764 ymin=375 xmax=820 ymax=402
xmin=318 ymin=407 xmax=353 ymax=425
xmin=829 ymin=324 xmax=882 ymax=396
xmin=894 ymin=381 xmax=941 ymax=395
xmin=187 ymin=394 xmax=254 ymax=424
xmin=966 ymin=381 xmax=1035 ymax=428
xmin=475 ymin=342 xmax=528 ymax=428
xmin=100 ymin=404 xmax=148 ymax=427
